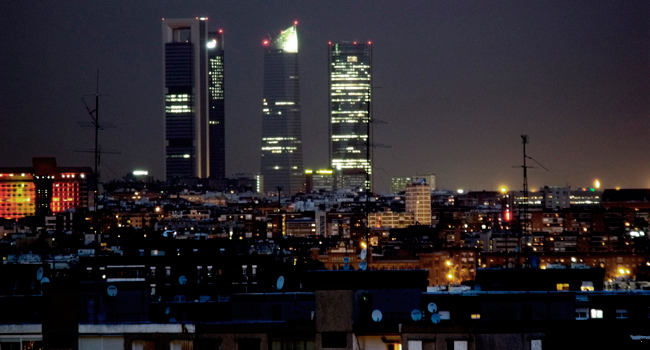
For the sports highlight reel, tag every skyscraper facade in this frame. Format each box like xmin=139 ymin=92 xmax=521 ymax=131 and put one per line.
xmin=328 ymin=42 xmax=372 ymax=189
xmin=208 ymin=30 xmax=226 ymax=181
xmin=260 ymin=24 xmax=304 ymax=195
xmin=162 ymin=18 xmax=225 ymax=181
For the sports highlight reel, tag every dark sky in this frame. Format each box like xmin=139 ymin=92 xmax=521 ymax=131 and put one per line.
xmin=1 ymin=1 xmax=648 ymax=193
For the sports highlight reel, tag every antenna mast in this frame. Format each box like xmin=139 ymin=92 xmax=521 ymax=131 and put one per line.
xmin=520 ymin=135 xmax=529 ymax=258
xmin=94 ymin=70 xmax=100 ymax=212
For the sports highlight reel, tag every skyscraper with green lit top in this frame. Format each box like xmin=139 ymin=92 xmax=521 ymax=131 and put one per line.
xmin=260 ymin=24 xmax=304 ymax=195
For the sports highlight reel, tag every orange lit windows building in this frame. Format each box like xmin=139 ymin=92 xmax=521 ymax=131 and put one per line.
xmin=0 ymin=158 xmax=92 ymax=219
xmin=0 ymin=171 xmax=36 ymax=219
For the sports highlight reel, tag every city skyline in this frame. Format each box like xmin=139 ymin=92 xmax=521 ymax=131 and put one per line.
xmin=1 ymin=1 xmax=648 ymax=193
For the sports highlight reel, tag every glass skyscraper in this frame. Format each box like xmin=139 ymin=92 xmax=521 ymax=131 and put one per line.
xmin=208 ymin=29 xmax=225 ymax=181
xmin=328 ymin=42 xmax=372 ymax=189
xmin=162 ymin=18 xmax=225 ymax=181
xmin=260 ymin=24 xmax=304 ymax=195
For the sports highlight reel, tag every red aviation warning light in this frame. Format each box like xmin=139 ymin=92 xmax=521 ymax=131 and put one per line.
xmin=263 ymin=40 xmax=269 ymax=46
xmin=219 ymin=29 xmax=223 ymax=33
xmin=294 ymin=20 xmax=298 ymax=25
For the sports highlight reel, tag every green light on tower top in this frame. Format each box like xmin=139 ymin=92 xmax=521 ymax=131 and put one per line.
xmin=271 ymin=23 xmax=298 ymax=53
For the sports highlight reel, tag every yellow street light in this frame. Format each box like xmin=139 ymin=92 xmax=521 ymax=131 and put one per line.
xmin=447 ymin=273 xmax=453 ymax=280
xmin=500 ymin=186 xmax=508 ymax=194
xmin=360 ymin=242 xmax=367 ymax=249
xmin=446 ymin=260 xmax=452 ymax=266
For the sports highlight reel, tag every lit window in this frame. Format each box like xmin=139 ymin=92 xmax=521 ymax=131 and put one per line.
xmin=580 ymin=281 xmax=594 ymax=291
xmin=616 ymin=309 xmax=628 ymax=319
xmin=556 ymin=283 xmax=569 ymax=291
xmin=407 ymin=340 xmax=422 ymax=350
xmin=590 ymin=309 xmax=603 ymax=319
xmin=471 ymin=313 xmax=480 ymax=320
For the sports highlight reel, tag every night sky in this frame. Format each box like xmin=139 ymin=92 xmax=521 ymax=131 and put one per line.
xmin=1 ymin=1 xmax=648 ymax=193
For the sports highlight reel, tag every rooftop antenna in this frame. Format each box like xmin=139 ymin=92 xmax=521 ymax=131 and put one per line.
xmin=77 ymin=71 xmax=117 ymax=208
xmin=518 ymin=135 xmax=548 ymax=266
xmin=277 ymin=186 xmax=283 ymax=237
xmin=521 ymin=135 xmax=529 ymax=253
xmin=364 ymin=81 xmax=388 ymax=269
xmin=76 ymin=70 xmax=118 ymax=243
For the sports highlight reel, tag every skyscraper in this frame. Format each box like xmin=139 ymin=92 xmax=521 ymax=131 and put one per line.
xmin=328 ymin=42 xmax=372 ymax=190
xmin=260 ymin=24 xmax=304 ymax=195
xmin=208 ymin=29 xmax=226 ymax=181
xmin=162 ymin=18 xmax=225 ymax=181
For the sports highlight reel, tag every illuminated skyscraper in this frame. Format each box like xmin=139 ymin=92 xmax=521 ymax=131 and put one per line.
xmin=260 ymin=24 xmax=304 ymax=195
xmin=208 ymin=29 xmax=226 ymax=181
xmin=328 ymin=42 xmax=372 ymax=189
xmin=163 ymin=18 xmax=225 ymax=181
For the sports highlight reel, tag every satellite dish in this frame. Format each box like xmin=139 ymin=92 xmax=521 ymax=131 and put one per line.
xmin=474 ymin=284 xmax=482 ymax=291
xmin=40 ymin=277 xmax=50 ymax=284
xmin=359 ymin=261 xmax=368 ymax=271
xmin=372 ymin=309 xmax=383 ymax=322
xmin=169 ymin=317 xmax=177 ymax=323
xmin=530 ymin=255 xmax=540 ymax=269
xmin=178 ymin=275 xmax=187 ymax=285
xmin=411 ymin=309 xmax=422 ymax=321
xmin=165 ymin=307 xmax=171 ymax=315
xmin=431 ymin=314 xmax=441 ymax=324
xmin=427 ymin=302 xmax=437 ymax=313
xmin=360 ymin=249 xmax=367 ymax=260
xmin=343 ymin=256 xmax=350 ymax=264
xmin=276 ymin=276 xmax=285 ymax=290
xmin=107 ymin=285 xmax=118 ymax=297
xmin=36 ymin=267 xmax=44 ymax=281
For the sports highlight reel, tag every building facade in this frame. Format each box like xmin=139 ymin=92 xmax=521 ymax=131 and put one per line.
xmin=406 ymin=182 xmax=432 ymax=225
xmin=0 ymin=158 xmax=92 ymax=219
xmin=163 ymin=17 xmax=225 ymax=181
xmin=208 ymin=29 xmax=226 ymax=182
xmin=391 ymin=176 xmax=413 ymax=194
xmin=328 ymin=42 xmax=372 ymax=190
xmin=260 ymin=24 xmax=304 ymax=195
